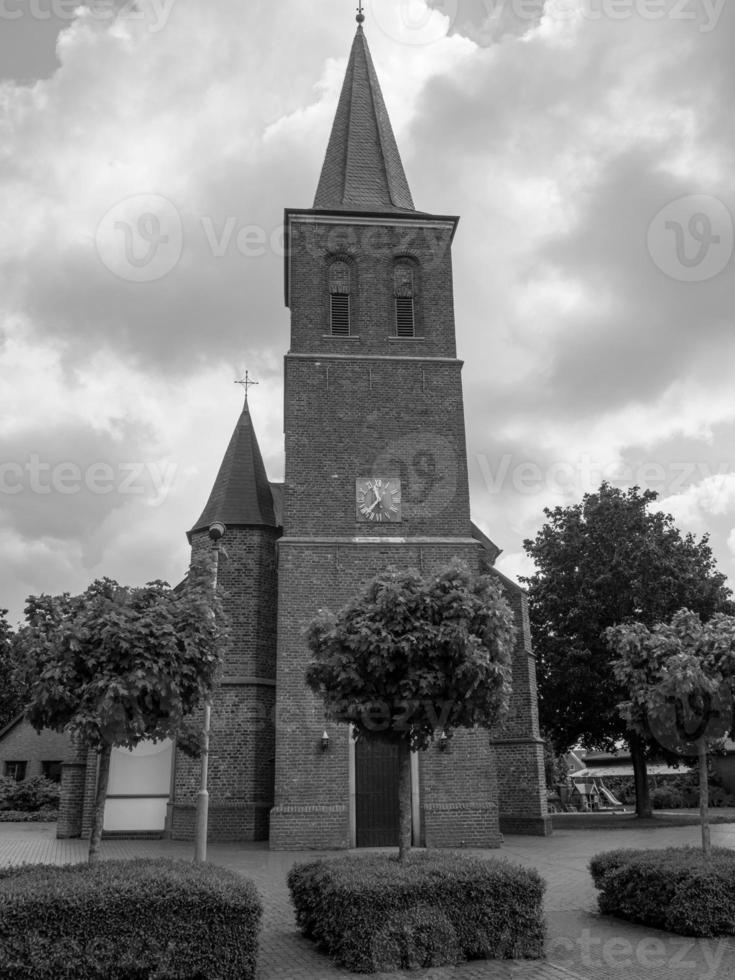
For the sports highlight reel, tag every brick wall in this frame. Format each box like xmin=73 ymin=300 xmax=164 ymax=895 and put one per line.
xmin=190 ymin=527 xmax=279 ymax=679
xmin=283 ymin=356 xmax=471 ymax=539
xmin=56 ymin=735 xmax=88 ymax=838
xmin=270 ymin=540 xmax=505 ymax=849
xmin=170 ymin=684 xmax=276 ymax=842
xmin=420 ymin=728 xmax=502 ymax=848
xmin=287 ymin=215 xmax=458 ymax=359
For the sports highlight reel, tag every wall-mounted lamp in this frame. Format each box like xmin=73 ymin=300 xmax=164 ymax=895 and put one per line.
xmin=438 ymin=730 xmax=449 ymax=752
xmin=321 ymin=730 xmax=330 ymax=752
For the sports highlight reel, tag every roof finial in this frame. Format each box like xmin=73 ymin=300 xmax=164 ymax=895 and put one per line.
xmin=356 ymin=1 xmax=365 ymax=26
xmin=234 ymin=371 xmax=258 ymax=405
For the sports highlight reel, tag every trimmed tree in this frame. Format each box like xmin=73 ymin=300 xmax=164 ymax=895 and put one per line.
xmin=305 ymin=560 xmax=515 ymax=861
xmin=608 ymin=609 xmax=735 ymax=855
xmin=15 ymin=560 xmax=226 ymax=862
xmin=522 ymin=482 xmax=732 ymax=818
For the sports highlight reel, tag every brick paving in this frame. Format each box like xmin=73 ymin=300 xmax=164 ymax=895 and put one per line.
xmin=2 ymin=821 xmax=735 ymax=979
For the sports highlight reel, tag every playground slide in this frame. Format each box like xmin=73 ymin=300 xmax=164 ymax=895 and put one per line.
xmin=598 ymin=785 xmax=623 ymax=807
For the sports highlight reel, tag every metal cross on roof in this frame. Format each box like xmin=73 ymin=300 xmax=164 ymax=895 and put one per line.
xmin=356 ymin=1 xmax=365 ymax=24
xmin=234 ymin=371 xmax=259 ymax=403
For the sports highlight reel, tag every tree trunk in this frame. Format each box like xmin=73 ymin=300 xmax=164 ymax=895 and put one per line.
xmin=629 ymin=733 xmax=652 ymax=818
xmin=397 ymin=740 xmax=412 ymax=863
xmin=88 ymin=743 xmax=112 ymax=864
xmin=698 ymin=739 xmax=711 ymax=857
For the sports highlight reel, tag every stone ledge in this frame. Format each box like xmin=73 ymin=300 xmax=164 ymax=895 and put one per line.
xmin=424 ymin=802 xmax=498 ymax=813
xmin=271 ymin=804 xmax=347 ymax=815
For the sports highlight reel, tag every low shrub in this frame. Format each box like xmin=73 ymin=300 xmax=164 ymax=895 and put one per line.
xmin=590 ymin=847 xmax=735 ymax=937
xmin=0 ymin=777 xmax=17 ymax=807
xmin=0 ymin=858 xmax=262 ymax=979
xmin=288 ymin=851 xmax=546 ymax=973
xmin=650 ymin=785 xmax=684 ymax=809
xmin=0 ymin=777 xmax=60 ymax=812
xmin=0 ymin=809 xmax=58 ymax=823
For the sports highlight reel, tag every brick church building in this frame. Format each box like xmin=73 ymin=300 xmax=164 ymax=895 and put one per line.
xmin=57 ymin=18 xmax=550 ymax=847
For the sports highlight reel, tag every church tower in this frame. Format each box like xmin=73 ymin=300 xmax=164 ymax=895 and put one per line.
xmin=269 ymin=17 xmax=549 ymax=848
xmin=55 ymin=13 xmax=549 ymax=847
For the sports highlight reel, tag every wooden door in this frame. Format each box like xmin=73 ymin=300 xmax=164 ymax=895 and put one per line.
xmin=355 ymin=739 xmax=400 ymax=847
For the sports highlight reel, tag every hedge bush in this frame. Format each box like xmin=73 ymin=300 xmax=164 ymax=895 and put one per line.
xmin=0 ymin=776 xmax=60 ymax=812
xmin=0 ymin=858 xmax=262 ymax=979
xmin=650 ymin=785 xmax=684 ymax=809
xmin=590 ymin=847 xmax=735 ymax=937
xmin=288 ymin=851 xmax=546 ymax=973
xmin=0 ymin=809 xmax=58 ymax=823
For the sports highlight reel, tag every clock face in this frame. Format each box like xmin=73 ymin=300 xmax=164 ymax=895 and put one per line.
xmin=355 ymin=477 xmax=401 ymax=523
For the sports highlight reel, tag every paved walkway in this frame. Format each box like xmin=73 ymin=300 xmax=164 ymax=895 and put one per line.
xmin=2 ymin=821 xmax=735 ymax=980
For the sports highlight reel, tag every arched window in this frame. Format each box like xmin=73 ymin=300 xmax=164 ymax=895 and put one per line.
xmin=394 ymin=262 xmax=415 ymax=338
xmin=329 ymin=260 xmax=351 ymax=336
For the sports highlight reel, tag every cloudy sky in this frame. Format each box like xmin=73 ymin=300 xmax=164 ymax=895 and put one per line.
xmin=1 ymin=0 xmax=733 ymax=625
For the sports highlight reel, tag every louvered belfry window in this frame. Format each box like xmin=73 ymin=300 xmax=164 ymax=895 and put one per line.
xmin=394 ymin=263 xmax=415 ymax=338
xmin=329 ymin=260 xmax=351 ymax=336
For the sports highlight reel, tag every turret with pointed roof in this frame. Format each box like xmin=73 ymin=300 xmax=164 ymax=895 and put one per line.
xmin=188 ymin=400 xmax=278 ymax=539
xmin=177 ymin=395 xmax=280 ymax=842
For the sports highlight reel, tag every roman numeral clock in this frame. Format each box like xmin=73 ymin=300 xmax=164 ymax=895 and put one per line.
xmin=355 ymin=477 xmax=402 ymax=523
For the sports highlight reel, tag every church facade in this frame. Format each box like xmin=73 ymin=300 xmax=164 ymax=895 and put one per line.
xmin=57 ymin=21 xmax=550 ymax=847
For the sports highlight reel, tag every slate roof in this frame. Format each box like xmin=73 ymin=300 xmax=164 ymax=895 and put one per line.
xmin=188 ymin=402 xmax=278 ymax=538
xmin=313 ymin=26 xmax=416 ymax=213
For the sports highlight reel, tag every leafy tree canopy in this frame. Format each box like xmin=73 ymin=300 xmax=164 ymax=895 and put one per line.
xmin=522 ymin=483 xmax=732 ymax=754
xmin=608 ymin=609 xmax=735 ymax=852
xmin=305 ymin=560 xmax=515 ymax=752
xmin=608 ymin=609 xmax=735 ymax=753
xmin=17 ymin=566 xmax=226 ymax=751
xmin=306 ymin=560 xmax=516 ymax=860
xmin=0 ymin=610 xmax=28 ymax=732
xmin=15 ymin=561 xmax=228 ymax=861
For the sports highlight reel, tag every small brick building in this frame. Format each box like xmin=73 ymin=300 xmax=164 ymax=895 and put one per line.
xmin=0 ymin=714 xmax=72 ymax=785
xmin=58 ymin=20 xmax=550 ymax=846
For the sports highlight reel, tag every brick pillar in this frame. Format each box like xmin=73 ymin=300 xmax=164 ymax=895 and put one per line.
xmin=57 ymin=761 xmax=86 ymax=839
xmin=80 ymin=748 xmax=99 ymax=838
xmin=490 ymin=573 xmax=552 ymax=836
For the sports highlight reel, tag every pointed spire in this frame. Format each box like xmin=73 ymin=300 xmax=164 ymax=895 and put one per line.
xmin=188 ymin=401 xmax=277 ymax=538
xmin=313 ymin=27 xmax=415 ymax=213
